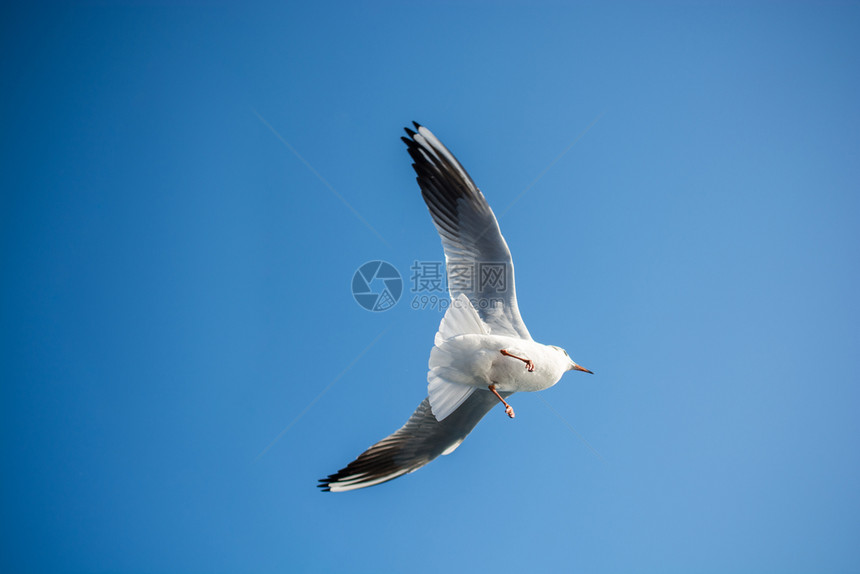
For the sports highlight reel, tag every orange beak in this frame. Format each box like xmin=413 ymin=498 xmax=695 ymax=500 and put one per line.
xmin=570 ymin=363 xmax=594 ymax=374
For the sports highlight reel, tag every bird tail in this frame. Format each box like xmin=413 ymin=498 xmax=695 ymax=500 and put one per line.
xmin=434 ymin=293 xmax=487 ymax=345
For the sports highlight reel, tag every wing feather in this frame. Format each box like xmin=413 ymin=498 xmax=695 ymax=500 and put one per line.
xmin=318 ymin=390 xmax=509 ymax=492
xmin=403 ymin=123 xmax=531 ymax=340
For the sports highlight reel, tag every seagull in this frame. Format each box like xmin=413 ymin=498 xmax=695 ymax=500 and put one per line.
xmin=318 ymin=123 xmax=592 ymax=492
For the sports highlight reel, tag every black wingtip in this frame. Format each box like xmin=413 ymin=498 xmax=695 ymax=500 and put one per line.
xmin=412 ymin=121 xmax=423 ymax=130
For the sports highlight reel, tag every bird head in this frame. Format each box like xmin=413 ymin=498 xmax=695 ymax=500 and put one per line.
xmin=550 ymin=345 xmax=593 ymax=374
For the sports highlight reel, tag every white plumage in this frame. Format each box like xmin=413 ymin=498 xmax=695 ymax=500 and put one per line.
xmin=319 ymin=123 xmax=592 ymax=492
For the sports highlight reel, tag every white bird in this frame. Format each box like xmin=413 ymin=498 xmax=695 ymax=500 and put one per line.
xmin=318 ymin=123 xmax=592 ymax=492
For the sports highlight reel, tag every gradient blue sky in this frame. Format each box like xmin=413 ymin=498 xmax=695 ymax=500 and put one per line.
xmin=3 ymin=2 xmax=859 ymax=573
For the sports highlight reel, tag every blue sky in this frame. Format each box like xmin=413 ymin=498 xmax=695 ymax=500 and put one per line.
xmin=2 ymin=1 xmax=859 ymax=572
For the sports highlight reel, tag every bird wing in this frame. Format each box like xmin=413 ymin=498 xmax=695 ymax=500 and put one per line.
xmin=318 ymin=389 xmax=509 ymax=492
xmin=403 ymin=123 xmax=531 ymax=340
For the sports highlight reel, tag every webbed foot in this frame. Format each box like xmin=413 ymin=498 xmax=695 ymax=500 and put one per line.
xmin=488 ymin=384 xmax=516 ymax=420
xmin=500 ymin=349 xmax=535 ymax=372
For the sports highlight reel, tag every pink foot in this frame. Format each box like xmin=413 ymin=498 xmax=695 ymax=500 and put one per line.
xmin=488 ymin=384 xmax=516 ymax=420
xmin=500 ymin=349 xmax=536 ymax=372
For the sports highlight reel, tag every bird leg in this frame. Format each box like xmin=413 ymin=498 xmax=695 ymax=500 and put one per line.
xmin=500 ymin=349 xmax=535 ymax=372
xmin=488 ymin=384 xmax=515 ymax=418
